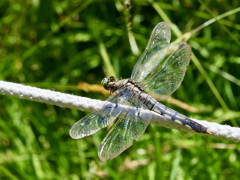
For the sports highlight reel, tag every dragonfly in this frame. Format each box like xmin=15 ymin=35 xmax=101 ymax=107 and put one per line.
xmin=70 ymin=22 xmax=211 ymax=162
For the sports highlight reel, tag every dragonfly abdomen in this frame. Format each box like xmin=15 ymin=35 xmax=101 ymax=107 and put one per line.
xmin=138 ymin=93 xmax=210 ymax=134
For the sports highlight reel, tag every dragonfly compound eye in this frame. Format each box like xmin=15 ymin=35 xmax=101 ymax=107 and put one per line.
xmin=101 ymin=77 xmax=110 ymax=90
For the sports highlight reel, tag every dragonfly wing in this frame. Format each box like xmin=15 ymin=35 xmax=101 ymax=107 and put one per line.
xmin=142 ymin=44 xmax=192 ymax=100
xmin=131 ymin=22 xmax=171 ymax=82
xmin=70 ymin=87 xmax=133 ymax=139
xmin=98 ymin=94 xmax=152 ymax=162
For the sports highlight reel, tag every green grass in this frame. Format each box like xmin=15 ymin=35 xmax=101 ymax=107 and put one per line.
xmin=1 ymin=0 xmax=240 ymax=179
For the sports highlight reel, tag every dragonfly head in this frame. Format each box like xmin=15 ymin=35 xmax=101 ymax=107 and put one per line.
xmin=101 ymin=76 xmax=116 ymax=91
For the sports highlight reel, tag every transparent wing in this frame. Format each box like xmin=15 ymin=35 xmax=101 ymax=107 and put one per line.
xmin=69 ymin=87 xmax=133 ymax=139
xmin=98 ymin=93 xmax=152 ymax=162
xmin=131 ymin=22 xmax=171 ymax=82
xmin=142 ymin=44 xmax=192 ymax=100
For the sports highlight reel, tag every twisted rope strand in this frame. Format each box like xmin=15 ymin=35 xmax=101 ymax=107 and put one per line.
xmin=0 ymin=80 xmax=240 ymax=142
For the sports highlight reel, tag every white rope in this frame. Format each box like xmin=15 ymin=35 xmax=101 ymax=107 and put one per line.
xmin=0 ymin=80 xmax=103 ymax=111
xmin=0 ymin=80 xmax=240 ymax=142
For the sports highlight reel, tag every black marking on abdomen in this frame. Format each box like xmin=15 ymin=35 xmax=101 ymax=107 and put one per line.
xmin=179 ymin=117 xmax=208 ymax=133
xmin=137 ymin=92 xmax=211 ymax=134
xmin=147 ymin=97 xmax=156 ymax=110
xmin=173 ymin=114 xmax=208 ymax=134
xmin=154 ymin=104 xmax=167 ymax=115
xmin=160 ymin=106 xmax=210 ymax=134
xmin=138 ymin=93 xmax=157 ymax=110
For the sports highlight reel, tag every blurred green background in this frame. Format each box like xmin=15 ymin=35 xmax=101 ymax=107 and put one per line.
xmin=1 ymin=0 xmax=240 ymax=179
